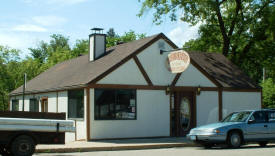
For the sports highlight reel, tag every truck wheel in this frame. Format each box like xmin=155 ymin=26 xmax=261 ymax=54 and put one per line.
xmin=10 ymin=135 xmax=35 ymax=156
xmin=227 ymin=132 xmax=242 ymax=148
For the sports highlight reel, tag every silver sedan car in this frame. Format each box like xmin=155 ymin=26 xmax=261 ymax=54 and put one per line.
xmin=187 ymin=109 xmax=275 ymax=148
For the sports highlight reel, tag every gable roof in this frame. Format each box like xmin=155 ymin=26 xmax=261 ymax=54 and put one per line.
xmin=188 ymin=52 xmax=260 ymax=89
xmin=10 ymin=33 xmax=259 ymax=96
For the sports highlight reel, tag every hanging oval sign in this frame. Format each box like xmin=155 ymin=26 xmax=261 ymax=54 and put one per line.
xmin=166 ymin=50 xmax=190 ymax=73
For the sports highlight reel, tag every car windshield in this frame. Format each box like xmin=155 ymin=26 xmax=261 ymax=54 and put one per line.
xmin=222 ymin=111 xmax=252 ymax=122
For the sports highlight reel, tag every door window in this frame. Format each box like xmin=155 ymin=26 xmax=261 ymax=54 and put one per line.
xmin=250 ymin=111 xmax=268 ymax=123
xmin=180 ymin=97 xmax=191 ymax=131
xmin=268 ymin=111 xmax=275 ymax=122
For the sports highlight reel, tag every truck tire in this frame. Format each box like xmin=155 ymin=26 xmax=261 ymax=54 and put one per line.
xmin=10 ymin=135 xmax=35 ymax=156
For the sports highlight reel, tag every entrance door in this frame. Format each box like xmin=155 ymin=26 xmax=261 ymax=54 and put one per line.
xmin=171 ymin=91 xmax=196 ymax=137
xmin=41 ymin=98 xmax=48 ymax=112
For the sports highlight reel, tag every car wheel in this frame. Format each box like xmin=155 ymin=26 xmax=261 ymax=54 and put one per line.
xmin=10 ymin=135 xmax=35 ymax=156
xmin=227 ymin=132 xmax=242 ymax=148
xmin=258 ymin=141 xmax=268 ymax=147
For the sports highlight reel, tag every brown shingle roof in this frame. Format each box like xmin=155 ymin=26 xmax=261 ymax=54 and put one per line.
xmin=188 ymin=52 xmax=260 ymax=89
xmin=10 ymin=33 xmax=259 ymax=96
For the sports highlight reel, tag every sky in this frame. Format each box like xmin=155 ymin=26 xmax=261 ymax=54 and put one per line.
xmin=0 ymin=0 xmax=199 ymax=57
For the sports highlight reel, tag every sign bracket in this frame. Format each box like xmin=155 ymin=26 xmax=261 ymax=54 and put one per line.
xmin=160 ymin=48 xmax=183 ymax=55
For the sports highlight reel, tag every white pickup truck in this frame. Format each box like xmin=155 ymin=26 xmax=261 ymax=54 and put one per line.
xmin=0 ymin=111 xmax=75 ymax=156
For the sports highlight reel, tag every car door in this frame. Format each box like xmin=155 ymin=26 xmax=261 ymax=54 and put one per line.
xmin=245 ymin=111 xmax=269 ymax=141
xmin=268 ymin=111 xmax=275 ymax=139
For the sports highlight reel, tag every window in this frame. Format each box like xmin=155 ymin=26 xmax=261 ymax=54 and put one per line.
xmin=250 ymin=111 xmax=268 ymax=123
xmin=268 ymin=111 xmax=275 ymax=122
xmin=12 ymin=100 xmax=19 ymax=111
xmin=95 ymin=89 xmax=136 ymax=120
xmin=68 ymin=89 xmax=84 ymax=119
xmin=29 ymin=98 xmax=39 ymax=112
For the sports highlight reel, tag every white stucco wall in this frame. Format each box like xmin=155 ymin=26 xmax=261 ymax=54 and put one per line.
xmin=137 ymin=39 xmax=176 ymax=86
xmin=176 ymin=64 xmax=216 ymax=87
xmin=97 ymin=59 xmax=147 ymax=85
xmin=222 ymin=91 xmax=261 ymax=118
xmin=9 ymin=91 xmax=84 ymax=143
xmin=90 ymin=89 xmax=170 ymax=139
xmin=196 ymin=91 xmax=219 ymax=126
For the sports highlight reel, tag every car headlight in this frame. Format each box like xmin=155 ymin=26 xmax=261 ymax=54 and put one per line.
xmin=213 ymin=129 xmax=221 ymax=134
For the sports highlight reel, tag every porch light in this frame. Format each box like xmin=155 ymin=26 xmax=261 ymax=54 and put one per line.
xmin=197 ymin=86 xmax=201 ymax=95
xmin=166 ymin=85 xmax=171 ymax=95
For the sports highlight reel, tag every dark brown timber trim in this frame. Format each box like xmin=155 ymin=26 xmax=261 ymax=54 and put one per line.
xmin=218 ymin=88 xmax=223 ymax=121
xmin=171 ymin=73 xmax=182 ymax=86
xmin=86 ymin=88 xmax=91 ymax=141
xmin=193 ymin=91 xmax=197 ymax=127
xmin=89 ymin=33 xmax=178 ymax=84
xmin=88 ymin=84 xmax=166 ymax=90
xmin=169 ymin=93 xmax=173 ymax=137
xmin=223 ymin=88 xmax=261 ymax=92
xmin=88 ymin=84 xmax=204 ymax=91
xmin=133 ymin=56 xmax=153 ymax=86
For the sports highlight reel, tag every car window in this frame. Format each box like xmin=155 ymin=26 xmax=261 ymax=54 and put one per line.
xmin=250 ymin=111 xmax=268 ymax=123
xmin=268 ymin=111 xmax=275 ymax=123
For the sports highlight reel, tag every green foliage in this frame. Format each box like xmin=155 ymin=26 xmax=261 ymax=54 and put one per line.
xmin=106 ymin=29 xmax=146 ymax=47
xmin=0 ymin=46 xmax=20 ymax=110
xmin=139 ymin=0 xmax=275 ymax=83
xmin=261 ymin=78 xmax=275 ymax=108
xmin=0 ymin=29 xmax=146 ymax=110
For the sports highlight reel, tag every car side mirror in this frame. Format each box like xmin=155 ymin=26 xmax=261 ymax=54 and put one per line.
xmin=248 ymin=119 xmax=255 ymax=124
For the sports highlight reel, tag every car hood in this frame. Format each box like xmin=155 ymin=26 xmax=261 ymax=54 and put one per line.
xmin=194 ymin=122 xmax=243 ymax=130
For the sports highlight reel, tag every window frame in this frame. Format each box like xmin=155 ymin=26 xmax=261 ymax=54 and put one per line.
xmin=11 ymin=99 xmax=19 ymax=111
xmin=29 ymin=98 xmax=39 ymax=112
xmin=67 ymin=89 xmax=84 ymax=120
xmin=94 ymin=88 xmax=137 ymax=120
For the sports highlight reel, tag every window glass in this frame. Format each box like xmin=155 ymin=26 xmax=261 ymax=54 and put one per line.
xmin=12 ymin=100 xmax=19 ymax=111
xmin=222 ymin=111 xmax=251 ymax=122
xmin=29 ymin=99 xmax=39 ymax=112
xmin=95 ymin=89 xmax=136 ymax=120
xmin=268 ymin=111 xmax=275 ymax=122
xmin=68 ymin=89 xmax=84 ymax=119
xmin=251 ymin=111 xmax=268 ymax=123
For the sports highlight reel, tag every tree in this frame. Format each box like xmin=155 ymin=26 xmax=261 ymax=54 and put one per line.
xmin=0 ymin=46 xmax=20 ymax=110
xmin=29 ymin=41 xmax=48 ymax=63
xmin=72 ymin=39 xmax=89 ymax=57
xmin=106 ymin=28 xmax=117 ymax=38
xmin=138 ymin=0 xmax=275 ymax=82
xmin=0 ymin=30 xmax=147 ymax=110
xmin=106 ymin=29 xmax=146 ymax=47
xmin=261 ymin=78 xmax=275 ymax=108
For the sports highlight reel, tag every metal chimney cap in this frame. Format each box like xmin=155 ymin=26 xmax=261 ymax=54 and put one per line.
xmin=91 ymin=28 xmax=104 ymax=34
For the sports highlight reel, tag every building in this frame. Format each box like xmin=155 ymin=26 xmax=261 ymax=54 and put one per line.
xmin=9 ymin=30 xmax=261 ymax=142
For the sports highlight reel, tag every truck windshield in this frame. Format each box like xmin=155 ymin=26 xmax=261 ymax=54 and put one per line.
xmin=222 ymin=111 xmax=252 ymax=122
